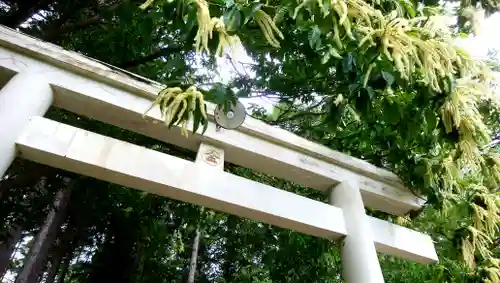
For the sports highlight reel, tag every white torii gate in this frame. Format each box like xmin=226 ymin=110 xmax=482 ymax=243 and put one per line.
xmin=0 ymin=26 xmax=438 ymax=282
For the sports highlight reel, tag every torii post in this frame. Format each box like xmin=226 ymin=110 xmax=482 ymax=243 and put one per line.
xmin=0 ymin=25 xmax=437 ymax=282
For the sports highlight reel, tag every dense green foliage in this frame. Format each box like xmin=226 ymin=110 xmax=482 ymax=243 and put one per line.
xmin=0 ymin=0 xmax=499 ymax=282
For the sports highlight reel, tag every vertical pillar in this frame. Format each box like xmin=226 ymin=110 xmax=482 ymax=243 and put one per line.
xmin=329 ymin=181 xmax=385 ymax=283
xmin=0 ymin=72 xmax=53 ymax=177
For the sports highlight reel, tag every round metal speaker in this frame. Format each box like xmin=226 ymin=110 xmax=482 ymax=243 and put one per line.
xmin=214 ymin=100 xmax=246 ymax=129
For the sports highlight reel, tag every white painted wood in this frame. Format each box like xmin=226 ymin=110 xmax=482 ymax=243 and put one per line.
xmin=329 ymin=182 xmax=385 ymax=283
xmin=0 ymin=26 xmax=425 ymax=216
xmin=0 ymin=71 xmax=52 ymax=176
xmin=369 ymin=216 xmax=438 ymax=264
xmin=16 ymin=116 xmax=347 ymax=240
xmin=15 ymin=117 xmax=438 ymax=264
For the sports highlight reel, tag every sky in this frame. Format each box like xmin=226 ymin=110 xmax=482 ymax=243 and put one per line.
xmin=456 ymin=12 xmax=500 ymax=60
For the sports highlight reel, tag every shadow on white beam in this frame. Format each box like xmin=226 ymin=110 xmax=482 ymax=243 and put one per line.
xmin=0 ymin=25 xmax=425 ymax=216
xmin=16 ymin=116 xmax=438 ymax=264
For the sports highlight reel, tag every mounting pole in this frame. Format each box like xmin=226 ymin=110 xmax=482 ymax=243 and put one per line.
xmin=329 ymin=181 xmax=385 ymax=283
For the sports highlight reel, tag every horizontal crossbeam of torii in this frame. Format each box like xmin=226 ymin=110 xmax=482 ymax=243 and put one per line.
xmin=0 ymin=25 xmax=438 ymax=282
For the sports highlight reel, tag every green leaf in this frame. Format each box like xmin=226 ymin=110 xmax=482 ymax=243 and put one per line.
xmin=118 ymin=5 xmax=134 ymax=24
xmin=162 ymin=3 xmax=173 ymax=18
xmin=243 ymin=3 xmax=263 ymax=24
xmin=223 ymin=8 xmax=236 ymax=27
xmin=206 ymin=83 xmax=237 ymax=113
xmin=273 ymin=4 xmax=290 ymax=23
xmin=308 ymin=26 xmax=321 ymax=50
xmin=229 ymin=10 xmax=242 ymax=31
xmin=425 ymin=108 xmax=437 ymax=133
xmin=223 ymin=0 xmax=234 ymax=8
xmin=321 ymin=0 xmax=331 ymax=16
xmin=366 ymin=86 xmax=375 ymax=99
xmin=328 ymin=46 xmax=342 ymax=59
xmin=206 ymin=82 xmax=228 ymax=105
xmin=201 ymin=106 xmax=209 ymax=134
xmin=348 ymin=83 xmax=360 ymax=93
xmin=342 ymin=53 xmax=354 ymax=73
xmin=321 ymin=53 xmax=330 ymax=64
xmin=407 ymin=119 xmax=420 ymax=139
xmin=192 ymin=104 xmax=203 ymax=134
xmin=250 ymin=2 xmax=263 ymax=14
xmin=225 ymin=8 xmax=242 ymax=31
xmin=140 ymin=17 xmax=154 ymax=35
xmin=325 ymin=103 xmax=346 ymax=128
xmin=167 ymin=105 xmax=182 ymax=128
xmin=354 ymin=91 xmax=372 ymax=116
xmin=399 ymin=0 xmax=416 ymax=17
xmin=180 ymin=8 xmax=197 ymax=40
xmin=384 ymin=101 xmax=400 ymax=125
xmin=382 ymin=71 xmax=395 ymax=86
xmin=164 ymin=56 xmax=182 ymax=73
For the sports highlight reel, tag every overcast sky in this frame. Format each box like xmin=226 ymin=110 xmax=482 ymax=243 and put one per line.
xmin=457 ymin=12 xmax=500 ymax=59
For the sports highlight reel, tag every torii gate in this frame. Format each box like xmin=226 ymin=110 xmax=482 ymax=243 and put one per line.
xmin=0 ymin=26 xmax=438 ymax=282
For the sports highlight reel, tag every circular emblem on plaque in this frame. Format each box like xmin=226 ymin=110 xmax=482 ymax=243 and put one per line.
xmin=203 ymin=149 xmax=221 ymax=166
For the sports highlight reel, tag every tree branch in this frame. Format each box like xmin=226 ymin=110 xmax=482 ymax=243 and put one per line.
xmin=116 ymin=46 xmax=183 ymax=69
xmin=42 ymin=2 xmax=122 ymax=41
xmin=272 ymin=111 xmax=326 ymax=125
xmin=272 ymin=97 xmax=327 ymax=125
xmin=44 ymin=15 xmax=104 ymax=40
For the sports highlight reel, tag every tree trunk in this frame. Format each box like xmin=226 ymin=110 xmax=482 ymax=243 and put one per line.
xmin=14 ymin=178 xmax=75 ymax=283
xmin=86 ymin=211 xmax=140 ymax=283
xmin=45 ymin=256 xmax=61 ymax=283
xmin=56 ymin=245 xmax=76 ymax=283
xmin=117 ymin=46 xmax=183 ymax=69
xmin=44 ymin=246 xmax=64 ymax=283
xmin=222 ymin=215 xmax=238 ymax=281
xmin=187 ymin=227 xmax=202 ymax=283
xmin=45 ymin=222 xmax=79 ymax=283
xmin=42 ymin=14 xmax=103 ymax=42
xmin=0 ymin=227 xmax=22 ymax=277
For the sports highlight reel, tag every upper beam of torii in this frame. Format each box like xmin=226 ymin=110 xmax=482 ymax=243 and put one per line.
xmin=0 ymin=25 xmax=437 ymax=282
